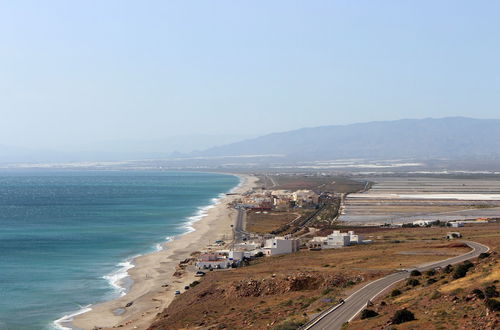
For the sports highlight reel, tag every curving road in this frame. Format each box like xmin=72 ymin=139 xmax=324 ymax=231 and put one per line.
xmin=304 ymin=241 xmax=490 ymax=330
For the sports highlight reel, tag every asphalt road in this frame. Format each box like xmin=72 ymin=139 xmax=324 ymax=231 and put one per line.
xmin=234 ymin=208 xmax=247 ymax=242
xmin=305 ymin=241 xmax=490 ymax=330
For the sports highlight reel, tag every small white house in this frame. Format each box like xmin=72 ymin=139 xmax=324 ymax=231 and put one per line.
xmin=263 ymin=237 xmax=300 ymax=256
xmin=447 ymin=232 xmax=462 ymax=239
xmin=234 ymin=241 xmax=262 ymax=251
xmin=327 ymin=231 xmax=351 ymax=247
xmin=309 ymin=230 xmax=368 ymax=249
xmin=228 ymin=251 xmax=245 ymax=261
xmin=450 ymin=222 xmax=464 ymax=228
xmin=413 ymin=220 xmax=438 ymax=227
xmin=348 ymin=231 xmax=364 ymax=244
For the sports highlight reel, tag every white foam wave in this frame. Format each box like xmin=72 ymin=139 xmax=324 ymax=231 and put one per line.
xmin=102 ymin=258 xmax=137 ymax=297
xmin=229 ymin=175 xmax=244 ymax=193
xmin=182 ymin=192 xmax=228 ymax=231
xmin=155 ymin=236 xmax=173 ymax=251
xmin=181 ymin=176 xmax=242 ymax=233
xmin=52 ymin=304 xmax=92 ymax=330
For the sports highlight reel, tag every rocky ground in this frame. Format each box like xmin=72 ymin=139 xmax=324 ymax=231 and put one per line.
xmin=146 ymin=224 xmax=491 ymax=330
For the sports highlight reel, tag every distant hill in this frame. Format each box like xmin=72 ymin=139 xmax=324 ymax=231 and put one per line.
xmin=196 ymin=117 xmax=500 ymax=161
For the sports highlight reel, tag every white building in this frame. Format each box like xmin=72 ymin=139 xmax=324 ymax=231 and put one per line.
xmin=413 ymin=220 xmax=438 ymax=227
xmin=309 ymin=230 xmax=367 ymax=249
xmin=326 ymin=231 xmax=351 ymax=247
xmin=450 ymin=222 xmax=464 ymax=228
xmin=348 ymin=231 xmax=364 ymax=244
xmin=234 ymin=241 xmax=262 ymax=251
xmin=292 ymin=190 xmax=319 ymax=207
xmin=447 ymin=232 xmax=462 ymax=239
xmin=228 ymin=251 xmax=245 ymax=261
xmin=263 ymin=237 xmax=300 ymax=256
xmin=195 ymin=253 xmax=234 ymax=269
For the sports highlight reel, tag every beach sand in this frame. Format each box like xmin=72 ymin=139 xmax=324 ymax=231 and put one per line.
xmin=70 ymin=174 xmax=258 ymax=330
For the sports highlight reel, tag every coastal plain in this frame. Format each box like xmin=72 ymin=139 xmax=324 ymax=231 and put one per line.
xmin=72 ymin=174 xmax=500 ymax=330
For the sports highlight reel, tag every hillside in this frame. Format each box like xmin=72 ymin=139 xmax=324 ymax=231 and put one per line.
xmin=147 ymin=224 xmax=500 ymax=330
xmin=197 ymin=117 xmax=500 ymax=161
xmin=348 ymin=226 xmax=500 ymax=330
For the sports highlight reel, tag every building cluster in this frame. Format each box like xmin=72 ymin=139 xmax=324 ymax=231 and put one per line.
xmin=194 ymin=236 xmax=301 ymax=270
xmin=411 ymin=218 xmax=490 ymax=228
xmin=193 ymin=228 xmax=372 ymax=271
xmin=308 ymin=230 xmax=371 ymax=250
xmin=238 ymin=189 xmax=320 ymax=210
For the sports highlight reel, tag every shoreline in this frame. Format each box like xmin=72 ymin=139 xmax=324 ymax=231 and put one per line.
xmin=61 ymin=173 xmax=257 ymax=330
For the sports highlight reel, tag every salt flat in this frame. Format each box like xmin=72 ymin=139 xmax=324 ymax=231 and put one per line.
xmin=340 ymin=177 xmax=500 ymax=225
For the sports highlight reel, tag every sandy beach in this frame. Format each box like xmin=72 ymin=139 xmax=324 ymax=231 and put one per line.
xmin=69 ymin=173 xmax=258 ymax=330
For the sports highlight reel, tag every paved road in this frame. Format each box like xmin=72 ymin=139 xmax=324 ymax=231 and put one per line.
xmin=234 ymin=208 xmax=247 ymax=242
xmin=305 ymin=241 xmax=490 ymax=330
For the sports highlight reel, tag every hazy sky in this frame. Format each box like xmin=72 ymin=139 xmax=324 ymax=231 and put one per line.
xmin=1 ymin=1 xmax=499 ymax=149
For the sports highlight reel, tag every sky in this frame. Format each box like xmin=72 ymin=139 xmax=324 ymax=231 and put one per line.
xmin=1 ymin=1 xmax=499 ymax=151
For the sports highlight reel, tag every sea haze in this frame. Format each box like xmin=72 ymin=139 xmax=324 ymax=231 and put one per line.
xmin=0 ymin=171 xmax=239 ymax=330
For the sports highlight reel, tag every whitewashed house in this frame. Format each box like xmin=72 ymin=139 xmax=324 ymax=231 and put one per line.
xmin=228 ymin=251 xmax=245 ymax=261
xmin=412 ymin=220 xmax=438 ymax=227
xmin=195 ymin=253 xmax=233 ymax=269
xmin=263 ymin=237 xmax=300 ymax=256
xmin=326 ymin=231 xmax=351 ymax=247
xmin=348 ymin=231 xmax=364 ymax=244
xmin=447 ymin=232 xmax=462 ymax=239
xmin=309 ymin=230 xmax=368 ymax=249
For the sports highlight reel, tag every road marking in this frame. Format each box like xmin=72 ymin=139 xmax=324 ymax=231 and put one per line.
xmin=347 ymin=275 xmax=407 ymax=322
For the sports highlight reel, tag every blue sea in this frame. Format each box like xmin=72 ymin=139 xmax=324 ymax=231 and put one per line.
xmin=0 ymin=171 xmax=239 ymax=330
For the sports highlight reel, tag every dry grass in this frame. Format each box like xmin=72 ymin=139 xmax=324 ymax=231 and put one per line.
xmin=347 ymin=223 xmax=500 ymax=330
xmin=246 ymin=211 xmax=301 ymax=234
xmin=148 ymin=224 xmax=500 ymax=329
xmin=440 ymin=263 xmax=500 ymax=293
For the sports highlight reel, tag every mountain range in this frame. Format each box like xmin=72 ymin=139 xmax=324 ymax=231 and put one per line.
xmin=2 ymin=117 xmax=500 ymax=165
xmin=195 ymin=117 xmax=500 ymax=161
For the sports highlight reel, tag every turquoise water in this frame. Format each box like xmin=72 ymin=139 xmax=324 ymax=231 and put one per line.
xmin=0 ymin=171 xmax=239 ymax=330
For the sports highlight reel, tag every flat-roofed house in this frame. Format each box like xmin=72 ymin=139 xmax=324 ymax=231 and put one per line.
xmin=263 ymin=237 xmax=300 ymax=256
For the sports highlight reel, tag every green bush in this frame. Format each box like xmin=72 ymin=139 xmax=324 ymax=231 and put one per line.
xmin=391 ymin=309 xmax=415 ymax=324
xmin=485 ymin=298 xmax=500 ymax=312
xmin=472 ymin=289 xmax=485 ymax=299
xmin=406 ymin=278 xmax=420 ymax=287
xmin=444 ymin=265 xmax=453 ymax=273
xmin=453 ymin=267 xmax=467 ymax=279
xmin=391 ymin=289 xmax=402 ymax=297
xmin=427 ymin=278 xmax=437 ymax=285
xmin=484 ymin=285 xmax=499 ymax=298
xmin=410 ymin=270 xmax=422 ymax=276
xmin=360 ymin=309 xmax=379 ymax=319
xmin=426 ymin=269 xmax=436 ymax=276
xmin=478 ymin=252 xmax=490 ymax=259
xmin=463 ymin=260 xmax=473 ymax=268
xmin=189 ymin=280 xmax=200 ymax=287
xmin=453 ymin=261 xmax=474 ymax=279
